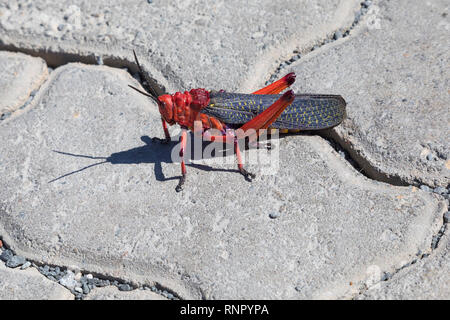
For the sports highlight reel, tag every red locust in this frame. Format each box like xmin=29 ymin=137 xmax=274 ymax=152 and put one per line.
xmin=129 ymin=51 xmax=346 ymax=191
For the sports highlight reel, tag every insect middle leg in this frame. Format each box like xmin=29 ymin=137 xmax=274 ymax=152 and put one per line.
xmin=175 ymin=127 xmax=188 ymax=192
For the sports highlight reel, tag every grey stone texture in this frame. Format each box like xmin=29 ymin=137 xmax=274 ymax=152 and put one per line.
xmin=359 ymin=233 xmax=450 ymax=300
xmin=0 ymin=263 xmax=74 ymax=300
xmin=288 ymin=0 xmax=449 ymax=187
xmin=0 ymin=0 xmax=361 ymax=92
xmin=0 ymin=51 xmax=48 ymax=116
xmin=85 ymin=286 xmax=167 ymax=300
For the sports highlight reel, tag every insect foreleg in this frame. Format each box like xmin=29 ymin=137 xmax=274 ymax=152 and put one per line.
xmin=152 ymin=117 xmax=171 ymax=144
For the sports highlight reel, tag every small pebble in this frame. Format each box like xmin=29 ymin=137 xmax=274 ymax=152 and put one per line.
xmin=95 ymin=55 xmax=104 ymax=65
xmin=433 ymin=187 xmax=447 ymax=195
xmin=40 ymin=265 xmax=50 ymax=274
xmin=420 ymin=185 xmax=431 ymax=192
xmin=363 ymin=0 xmax=372 ymax=8
xmin=0 ymin=249 xmax=14 ymax=262
xmin=444 ymin=212 xmax=450 ymax=224
xmin=0 ymin=239 xmax=3 ymax=248
xmin=6 ymin=255 xmax=26 ymax=268
xmin=269 ymin=212 xmax=280 ymax=219
xmin=426 ymin=154 xmax=434 ymax=161
xmin=20 ymin=261 xmax=32 ymax=270
xmin=98 ymin=279 xmax=110 ymax=287
xmin=118 ymin=284 xmax=132 ymax=291
xmin=59 ymin=270 xmax=77 ymax=289
xmin=74 ymin=293 xmax=83 ymax=300
xmin=431 ymin=235 xmax=439 ymax=249
xmin=74 ymin=287 xmax=83 ymax=293
xmin=86 ymin=274 xmax=93 ymax=279
xmin=82 ymin=283 xmax=90 ymax=294
xmin=333 ymin=30 xmax=343 ymax=40
xmin=380 ymin=272 xmax=390 ymax=281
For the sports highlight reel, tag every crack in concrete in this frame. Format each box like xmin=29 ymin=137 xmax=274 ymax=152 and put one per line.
xmin=265 ymin=0 xmax=374 ymax=86
xmin=0 ymin=72 xmax=50 ymax=122
xmin=0 ymin=237 xmax=181 ymax=300
xmin=349 ymin=205 xmax=448 ymax=300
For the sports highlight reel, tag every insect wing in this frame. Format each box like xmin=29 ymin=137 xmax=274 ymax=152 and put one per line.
xmin=203 ymin=92 xmax=346 ymax=130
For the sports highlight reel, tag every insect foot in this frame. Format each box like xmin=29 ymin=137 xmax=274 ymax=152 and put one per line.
xmin=175 ymin=174 xmax=186 ymax=192
xmin=240 ymin=168 xmax=256 ymax=182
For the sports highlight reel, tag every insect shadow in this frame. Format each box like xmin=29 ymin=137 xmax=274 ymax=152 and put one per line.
xmin=48 ymin=134 xmax=242 ymax=184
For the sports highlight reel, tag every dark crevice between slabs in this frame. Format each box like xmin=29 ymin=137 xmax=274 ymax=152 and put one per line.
xmin=0 ymin=43 xmax=168 ymax=122
xmin=0 ymin=237 xmax=181 ymax=300
xmin=0 ymin=42 xmax=168 ymax=92
xmin=262 ymin=0 xmax=419 ymax=189
xmin=265 ymin=0 xmax=375 ymax=85
xmin=321 ymin=130 xmax=409 ymax=187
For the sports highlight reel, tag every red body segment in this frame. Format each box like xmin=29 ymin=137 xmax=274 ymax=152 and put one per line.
xmin=157 ymin=88 xmax=226 ymax=132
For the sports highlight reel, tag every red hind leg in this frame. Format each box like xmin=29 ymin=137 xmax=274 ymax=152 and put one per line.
xmin=252 ymin=72 xmax=296 ymax=95
xmin=237 ymin=90 xmax=295 ymax=142
xmin=234 ymin=138 xmax=255 ymax=181
xmin=200 ymin=129 xmax=255 ymax=181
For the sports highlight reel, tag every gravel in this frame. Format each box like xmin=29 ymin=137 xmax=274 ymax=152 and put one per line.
xmin=82 ymin=283 xmax=90 ymax=294
xmin=58 ymin=270 xmax=77 ymax=290
xmin=0 ymin=249 xmax=14 ymax=262
xmin=0 ymin=243 xmax=154 ymax=300
xmin=433 ymin=187 xmax=447 ymax=195
xmin=118 ymin=284 xmax=133 ymax=291
xmin=444 ymin=212 xmax=450 ymax=224
xmin=5 ymin=255 xmax=26 ymax=268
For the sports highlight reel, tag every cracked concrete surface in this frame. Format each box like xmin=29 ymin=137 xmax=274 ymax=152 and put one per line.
xmin=0 ymin=262 xmax=74 ymax=300
xmin=358 ymin=232 xmax=450 ymax=300
xmin=0 ymin=0 xmax=448 ymax=300
xmin=0 ymin=51 xmax=48 ymax=117
xmin=0 ymin=0 xmax=361 ymax=93
xmin=288 ymin=0 xmax=449 ymax=188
